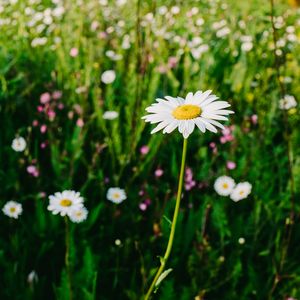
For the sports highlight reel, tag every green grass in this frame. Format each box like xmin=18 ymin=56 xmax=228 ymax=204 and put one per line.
xmin=0 ymin=0 xmax=299 ymax=299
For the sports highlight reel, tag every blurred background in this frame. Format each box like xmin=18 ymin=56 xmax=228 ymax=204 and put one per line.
xmin=0 ymin=0 xmax=300 ymax=299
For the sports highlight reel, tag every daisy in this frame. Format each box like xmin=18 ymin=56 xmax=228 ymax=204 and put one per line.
xmin=107 ymin=187 xmax=127 ymax=204
xmin=11 ymin=137 xmax=27 ymax=152
xmin=69 ymin=207 xmax=88 ymax=223
xmin=279 ymin=95 xmax=297 ymax=110
xmin=214 ymin=176 xmax=235 ymax=196
xmin=48 ymin=190 xmax=84 ymax=216
xmin=101 ymin=70 xmax=116 ymax=84
xmin=103 ymin=111 xmax=119 ymax=120
xmin=2 ymin=201 xmax=23 ymax=219
xmin=142 ymin=90 xmax=234 ymax=138
xmin=230 ymin=182 xmax=252 ymax=202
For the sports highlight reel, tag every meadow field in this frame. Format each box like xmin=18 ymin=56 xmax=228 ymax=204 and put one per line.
xmin=0 ymin=0 xmax=300 ymax=299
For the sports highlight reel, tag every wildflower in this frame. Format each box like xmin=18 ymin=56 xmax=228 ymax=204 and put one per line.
xmin=40 ymin=124 xmax=47 ymax=134
xmin=11 ymin=137 xmax=26 ymax=152
xmin=214 ymin=176 xmax=235 ymax=196
xmin=251 ymin=114 xmax=258 ymax=124
xmin=238 ymin=237 xmax=245 ymax=244
xmin=107 ymin=187 xmax=127 ymax=204
xmin=2 ymin=201 xmax=23 ymax=219
xmin=115 ymin=239 xmax=122 ymax=246
xmin=226 ymin=161 xmax=236 ymax=170
xmin=48 ymin=190 xmax=84 ymax=217
xmin=76 ymin=118 xmax=84 ymax=127
xmin=27 ymin=270 xmax=38 ymax=284
xmin=155 ymin=168 xmax=164 ymax=177
xmin=101 ymin=70 xmax=116 ymax=84
xmin=140 ymin=145 xmax=149 ymax=155
xmin=139 ymin=202 xmax=147 ymax=211
xmin=279 ymin=95 xmax=297 ymax=110
xmin=103 ymin=111 xmax=119 ymax=120
xmin=40 ymin=92 xmax=51 ymax=104
xmin=69 ymin=47 xmax=78 ymax=57
xmin=69 ymin=207 xmax=88 ymax=223
xmin=230 ymin=182 xmax=252 ymax=202
xmin=142 ymin=90 xmax=234 ymax=139
xmin=27 ymin=165 xmax=39 ymax=177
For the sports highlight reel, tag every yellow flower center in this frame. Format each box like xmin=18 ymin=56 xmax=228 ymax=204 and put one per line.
xmin=239 ymin=191 xmax=245 ymax=195
xmin=113 ymin=193 xmax=120 ymax=199
xmin=60 ymin=199 xmax=72 ymax=207
xmin=222 ymin=183 xmax=229 ymax=189
xmin=10 ymin=207 xmax=16 ymax=213
xmin=172 ymin=104 xmax=201 ymax=120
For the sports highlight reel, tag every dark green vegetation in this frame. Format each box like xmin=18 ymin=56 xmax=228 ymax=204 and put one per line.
xmin=0 ymin=0 xmax=299 ymax=299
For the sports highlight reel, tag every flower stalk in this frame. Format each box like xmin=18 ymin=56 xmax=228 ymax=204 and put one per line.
xmin=64 ymin=216 xmax=73 ymax=300
xmin=144 ymin=138 xmax=188 ymax=300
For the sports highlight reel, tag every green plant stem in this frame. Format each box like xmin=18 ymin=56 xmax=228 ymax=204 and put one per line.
xmin=144 ymin=138 xmax=188 ymax=300
xmin=65 ymin=217 xmax=73 ymax=300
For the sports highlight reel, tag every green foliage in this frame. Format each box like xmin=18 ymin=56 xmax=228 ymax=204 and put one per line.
xmin=0 ymin=0 xmax=300 ymax=300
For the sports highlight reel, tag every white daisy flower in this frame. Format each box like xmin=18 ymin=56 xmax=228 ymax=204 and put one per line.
xmin=142 ymin=90 xmax=234 ymax=139
xmin=230 ymin=182 xmax=252 ymax=202
xmin=279 ymin=95 xmax=297 ymax=110
xmin=48 ymin=190 xmax=84 ymax=217
xmin=11 ymin=137 xmax=27 ymax=152
xmin=69 ymin=207 xmax=88 ymax=223
xmin=2 ymin=201 xmax=23 ymax=219
xmin=107 ymin=187 xmax=127 ymax=204
xmin=101 ymin=70 xmax=116 ymax=84
xmin=103 ymin=111 xmax=119 ymax=120
xmin=214 ymin=176 xmax=235 ymax=196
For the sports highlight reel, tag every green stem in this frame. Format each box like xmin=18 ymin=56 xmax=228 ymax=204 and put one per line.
xmin=65 ymin=217 xmax=73 ymax=300
xmin=144 ymin=138 xmax=188 ymax=300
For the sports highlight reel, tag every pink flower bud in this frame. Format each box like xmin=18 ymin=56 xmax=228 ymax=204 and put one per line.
xmin=155 ymin=168 xmax=164 ymax=177
xmin=40 ymin=93 xmax=51 ymax=104
xmin=226 ymin=161 xmax=236 ymax=170
xmin=69 ymin=47 xmax=79 ymax=57
xmin=140 ymin=145 xmax=149 ymax=155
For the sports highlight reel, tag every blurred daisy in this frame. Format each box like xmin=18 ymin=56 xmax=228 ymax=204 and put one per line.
xmin=12 ymin=137 xmax=26 ymax=152
xmin=107 ymin=187 xmax=127 ymax=204
xmin=103 ymin=111 xmax=119 ymax=120
xmin=230 ymin=182 xmax=252 ymax=202
xmin=48 ymin=190 xmax=84 ymax=216
xmin=2 ymin=201 xmax=23 ymax=219
xmin=214 ymin=176 xmax=235 ymax=196
xmin=69 ymin=207 xmax=88 ymax=223
xmin=142 ymin=90 xmax=234 ymax=138
xmin=279 ymin=95 xmax=297 ymax=110
xmin=101 ymin=70 xmax=116 ymax=84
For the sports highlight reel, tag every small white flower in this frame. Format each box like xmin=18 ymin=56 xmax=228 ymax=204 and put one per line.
xmin=107 ymin=187 xmax=127 ymax=204
xmin=2 ymin=201 xmax=23 ymax=219
xmin=27 ymin=270 xmax=38 ymax=284
xmin=103 ymin=111 xmax=119 ymax=120
xmin=279 ymin=95 xmax=297 ymax=110
xmin=101 ymin=70 xmax=116 ymax=84
xmin=142 ymin=90 xmax=234 ymax=139
xmin=238 ymin=237 xmax=245 ymax=245
xmin=48 ymin=190 xmax=84 ymax=217
xmin=230 ymin=182 xmax=252 ymax=202
xmin=12 ymin=137 xmax=27 ymax=152
xmin=69 ymin=207 xmax=88 ymax=223
xmin=216 ymin=27 xmax=230 ymax=38
xmin=214 ymin=176 xmax=235 ymax=196
xmin=241 ymin=42 xmax=253 ymax=52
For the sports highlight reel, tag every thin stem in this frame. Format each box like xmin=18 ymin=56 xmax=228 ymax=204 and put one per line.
xmin=65 ymin=217 xmax=73 ymax=300
xmin=144 ymin=138 xmax=188 ymax=300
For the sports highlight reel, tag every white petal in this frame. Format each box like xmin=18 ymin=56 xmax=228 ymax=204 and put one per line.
xmin=201 ymin=112 xmax=228 ymax=121
xmin=195 ymin=119 xmax=206 ymax=132
xmin=163 ymin=120 xmax=179 ymax=134
xmin=151 ymin=120 xmax=170 ymax=134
